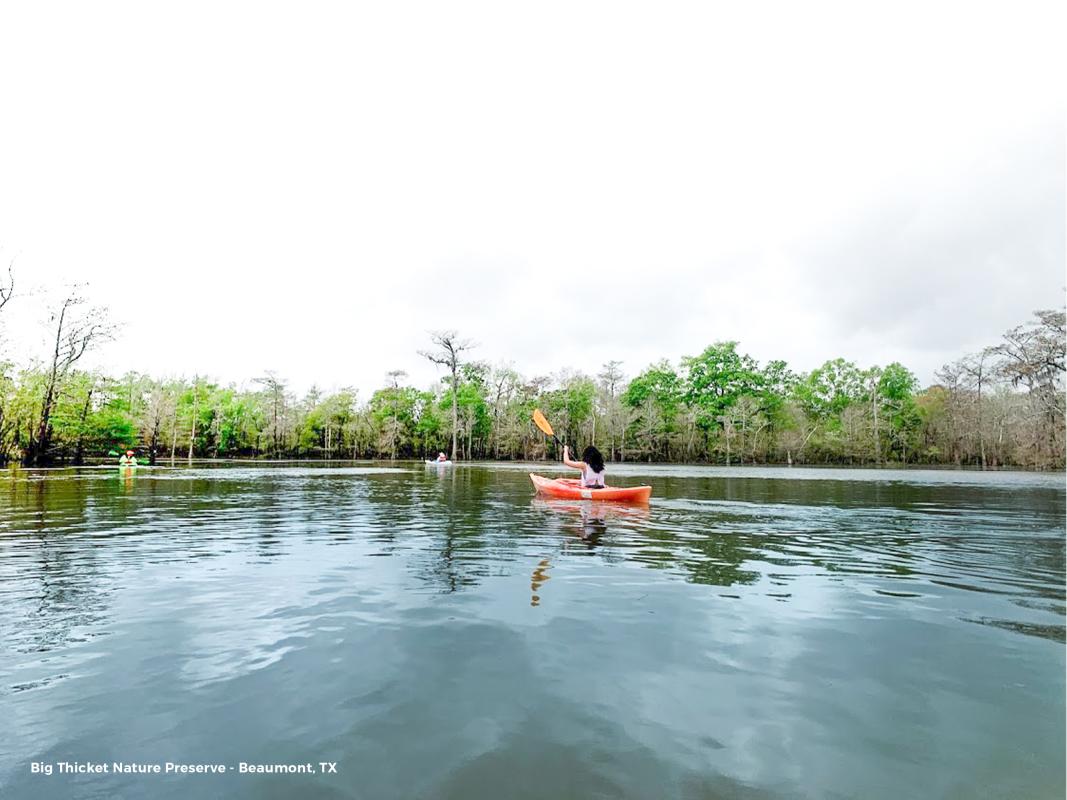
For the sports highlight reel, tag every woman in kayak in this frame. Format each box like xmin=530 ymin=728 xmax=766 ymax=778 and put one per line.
xmin=562 ymin=445 xmax=606 ymax=489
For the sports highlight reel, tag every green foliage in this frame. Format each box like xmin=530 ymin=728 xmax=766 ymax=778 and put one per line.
xmin=413 ymin=390 xmax=445 ymax=452
xmin=0 ymin=311 xmax=1061 ymax=467
xmin=795 ymin=358 xmax=866 ymax=422
xmin=878 ymin=363 xmax=920 ymax=460
xmin=456 ymin=381 xmax=491 ymax=436
xmin=212 ymin=388 xmax=260 ymax=455
xmin=93 ymin=405 xmax=136 ymax=449
xmin=681 ymin=342 xmax=763 ymax=431
xmin=624 ymin=361 xmax=681 ymax=458
xmin=543 ymin=374 xmax=596 ymax=446
xmin=625 ymin=362 xmax=680 ymax=418
xmin=878 ymin=362 xmax=917 ymax=401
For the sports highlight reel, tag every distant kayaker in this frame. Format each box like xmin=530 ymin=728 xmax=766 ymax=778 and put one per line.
xmin=436 ymin=452 xmax=448 ymax=462
xmin=118 ymin=450 xmax=136 ymax=467
xmin=562 ymin=445 xmax=606 ymax=488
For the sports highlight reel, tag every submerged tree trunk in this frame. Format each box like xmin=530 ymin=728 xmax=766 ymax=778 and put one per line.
xmin=29 ymin=379 xmax=58 ymax=465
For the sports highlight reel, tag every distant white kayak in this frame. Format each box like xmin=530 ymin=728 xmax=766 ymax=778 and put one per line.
xmin=425 ymin=460 xmax=453 ymax=466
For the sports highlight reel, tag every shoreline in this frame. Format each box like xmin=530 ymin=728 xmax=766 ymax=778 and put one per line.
xmin=7 ymin=458 xmax=1063 ymax=477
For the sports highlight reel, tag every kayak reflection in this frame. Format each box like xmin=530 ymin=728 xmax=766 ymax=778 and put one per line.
xmin=531 ymin=497 xmax=650 ymax=544
xmin=528 ymin=499 xmax=652 ymax=607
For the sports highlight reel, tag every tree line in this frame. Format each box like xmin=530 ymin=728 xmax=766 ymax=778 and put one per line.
xmin=1 ymin=275 xmax=1063 ymax=469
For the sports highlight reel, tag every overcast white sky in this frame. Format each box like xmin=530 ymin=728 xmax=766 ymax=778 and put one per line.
xmin=1 ymin=0 xmax=1063 ymax=397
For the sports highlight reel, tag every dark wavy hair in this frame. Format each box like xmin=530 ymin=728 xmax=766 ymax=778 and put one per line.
xmin=582 ymin=446 xmax=605 ymax=473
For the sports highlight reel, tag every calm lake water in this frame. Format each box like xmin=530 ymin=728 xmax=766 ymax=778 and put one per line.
xmin=1 ymin=462 xmax=1063 ymax=799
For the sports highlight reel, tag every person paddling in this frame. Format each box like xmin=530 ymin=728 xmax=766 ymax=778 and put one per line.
xmin=118 ymin=450 xmax=136 ymax=467
xmin=436 ymin=452 xmax=448 ymax=462
xmin=562 ymin=445 xmax=606 ymax=489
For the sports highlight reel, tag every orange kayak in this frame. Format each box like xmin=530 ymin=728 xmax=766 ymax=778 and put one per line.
xmin=529 ymin=474 xmax=652 ymax=504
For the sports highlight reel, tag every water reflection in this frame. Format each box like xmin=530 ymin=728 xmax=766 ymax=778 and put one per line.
xmin=531 ymin=497 xmax=650 ymax=545
xmin=0 ymin=476 xmax=114 ymax=659
xmin=1 ymin=464 xmax=1063 ymax=650
xmin=530 ymin=558 xmax=551 ymax=607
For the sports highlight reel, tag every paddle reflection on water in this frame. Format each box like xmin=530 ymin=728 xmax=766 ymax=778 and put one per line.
xmin=530 ymin=558 xmax=550 ymax=606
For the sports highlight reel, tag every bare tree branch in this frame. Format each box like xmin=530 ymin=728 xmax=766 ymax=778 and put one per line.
xmin=26 ymin=286 xmax=117 ymax=465
xmin=994 ymin=308 xmax=1066 ymax=391
xmin=0 ymin=261 xmax=13 ymax=313
xmin=419 ymin=330 xmax=476 ymax=460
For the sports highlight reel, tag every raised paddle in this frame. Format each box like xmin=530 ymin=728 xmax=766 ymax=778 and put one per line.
xmin=532 ymin=408 xmax=564 ymax=449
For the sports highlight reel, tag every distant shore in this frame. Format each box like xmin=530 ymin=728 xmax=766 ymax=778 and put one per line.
xmin=16 ymin=457 xmax=1061 ymax=476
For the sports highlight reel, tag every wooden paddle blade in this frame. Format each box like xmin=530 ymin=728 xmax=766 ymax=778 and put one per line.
xmin=532 ymin=408 xmax=555 ymax=437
